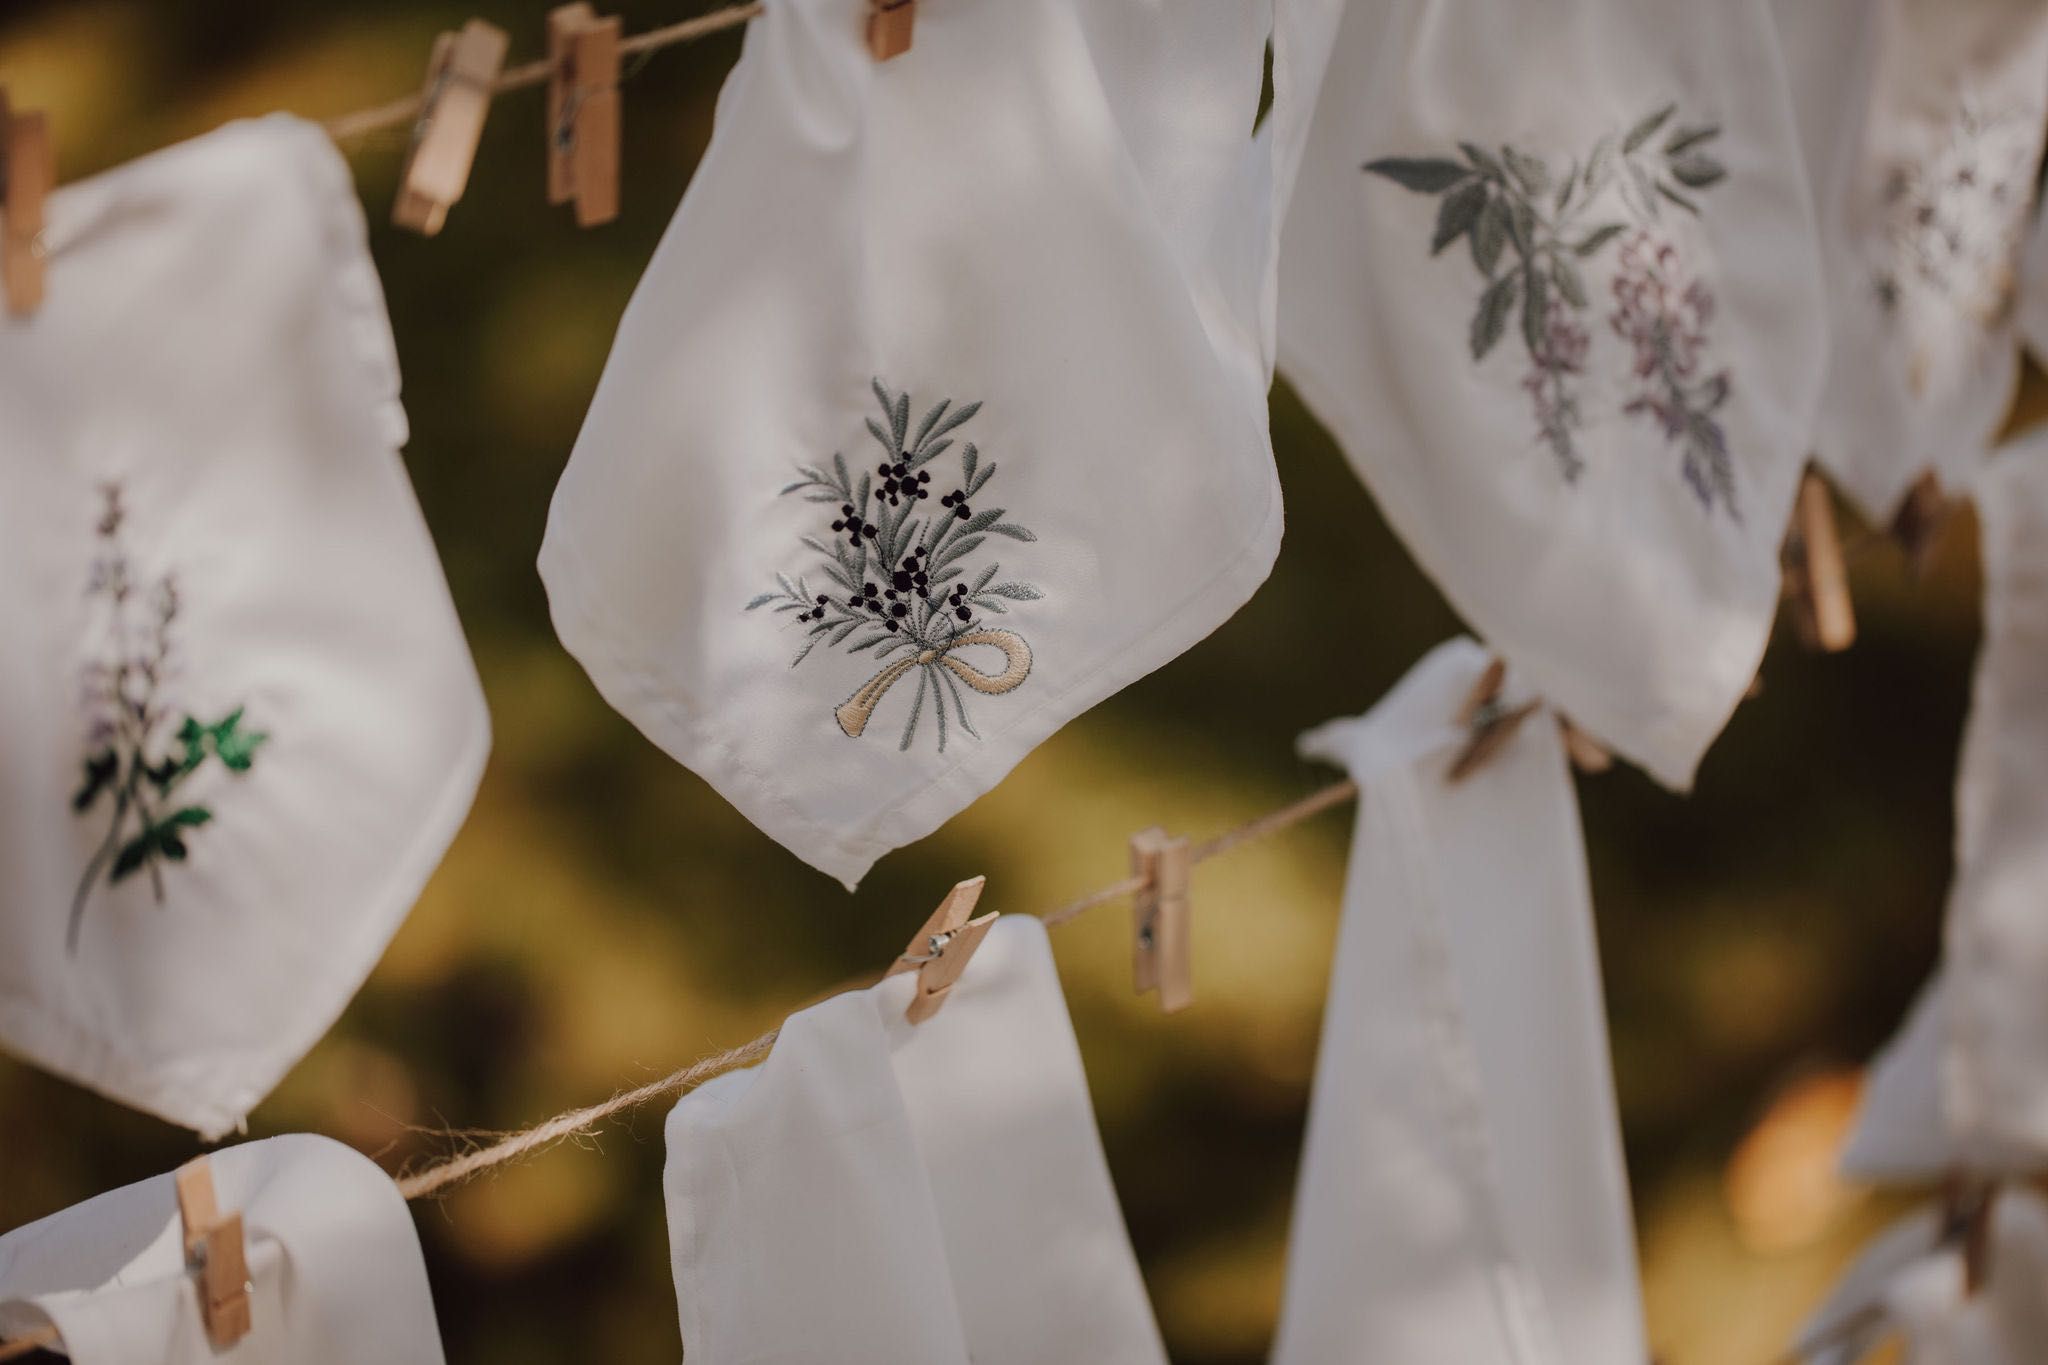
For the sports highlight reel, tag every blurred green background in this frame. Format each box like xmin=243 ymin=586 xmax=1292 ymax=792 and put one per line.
xmin=0 ymin=4 xmax=2031 ymax=1361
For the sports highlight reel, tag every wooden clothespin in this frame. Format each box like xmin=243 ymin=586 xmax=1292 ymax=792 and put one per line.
xmin=887 ymin=876 xmax=998 ymax=1023
xmin=0 ymin=88 xmax=54 ymax=318
xmin=1129 ymin=827 xmax=1192 ymax=1014
xmin=1939 ymin=1172 xmax=2000 ymax=1298
xmin=1783 ymin=468 xmax=1856 ymax=652
xmin=1447 ymin=656 xmax=1540 ymax=783
xmin=1890 ymin=470 xmax=1951 ymax=581
xmin=175 ymin=1156 xmax=252 ymax=1349
xmin=546 ymin=4 xmax=621 ymax=227
xmin=391 ymin=19 xmax=509 ymax=236
xmin=867 ymin=0 xmax=916 ymax=61
xmin=1557 ymin=717 xmax=1613 ymax=774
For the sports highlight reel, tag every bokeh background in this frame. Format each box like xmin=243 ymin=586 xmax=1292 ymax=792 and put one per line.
xmin=1 ymin=3 xmax=2037 ymax=1361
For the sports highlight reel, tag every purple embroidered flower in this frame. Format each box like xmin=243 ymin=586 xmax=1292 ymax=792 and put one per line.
xmin=1609 ymin=231 xmax=1737 ymax=516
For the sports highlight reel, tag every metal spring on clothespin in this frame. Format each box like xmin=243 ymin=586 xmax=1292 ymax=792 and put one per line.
xmin=886 ymin=876 xmax=997 ymax=1023
xmin=0 ymin=87 xmax=53 ymax=318
xmin=175 ymin=1156 xmax=252 ymax=1349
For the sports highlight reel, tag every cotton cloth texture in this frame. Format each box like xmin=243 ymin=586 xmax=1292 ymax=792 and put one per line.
xmin=0 ymin=1134 xmax=446 ymax=1365
xmin=1775 ymin=0 xmax=2048 ymax=520
xmin=0 ymin=117 xmax=489 ymax=1137
xmin=1276 ymin=0 xmax=1826 ymax=790
xmin=1277 ymin=640 xmax=1646 ymax=1365
xmin=1797 ymin=1190 xmax=2048 ymax=1365
xmin=542 ymin=0 xmax=1325 ymax=887
xmin=662 ymin=914 xmax=1166 ymax=1364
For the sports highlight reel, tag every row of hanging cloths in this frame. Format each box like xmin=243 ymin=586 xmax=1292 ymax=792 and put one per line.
xmin=1 ymin=0 xmax=2048 ymax=1360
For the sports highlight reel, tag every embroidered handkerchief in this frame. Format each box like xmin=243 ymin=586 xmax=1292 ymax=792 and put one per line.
xmin=541 ymin=0 xmax=1324 ymax=886
xmin=0 ymin=1135 xmax=447 ymax=1365
xmin=1276 ymin=0 xmax=1827 ymax=788
xmin=0 ymin=117 xmax=489 ymax=1137
xmin=663 ymin=915 xmax=1165 ymax=1364
xmin=1278 ymin=640 xmax=1646 ymax=1365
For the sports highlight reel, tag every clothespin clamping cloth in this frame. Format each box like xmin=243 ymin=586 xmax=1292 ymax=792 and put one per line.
xmin=0 ymin=87 xmax=53 ymax=317
xmin=867 ymin=0 xmax=916 ymax=60
xmin=175 ymin=1156 xmax=252 ymax=1349
xmin=1447 ymin=657 xmax=1541 ymax=783
xmin=1890 ymin=470 xmax=1952 ymax=581
xmin=1783 ymin=467 xmax=1857 ymax=652
xmin=1129 ymin=826 xmax=1193 ymax=1013
xmin=546 ymin=5 xmax=621 ymax=227
xmin=887 ymin=876 xmax=998 ymax=1023
xmin=392 ymin=19 xmax=509 ymax=235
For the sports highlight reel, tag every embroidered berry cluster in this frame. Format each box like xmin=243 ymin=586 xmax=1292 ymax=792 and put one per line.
xmin=750 ymin=380 xmax=1046 ymax=750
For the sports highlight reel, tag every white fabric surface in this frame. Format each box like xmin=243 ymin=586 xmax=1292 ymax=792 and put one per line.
xmin=0 ymin=117 xmax=489 ymax=1137
xmin=1777 ymin=0 xmax=2048 ymax=520
xmin=1798 ymin=1190 xmax=2048 ymax=1365
xmin=663 ymin=914 xmax=1165 ymax=1364
xmin=541 ymin=0 xmax=1326 ymax=887
xmin=2018 ymin=196 xmax=2048 ymax=371
xmin=1275 ymin=639 xmax=1645 ymax=1365
xmin=0 ymin=1134 xmax=446 ymax=1365
xmin=1276 ymin=0 xmax=1825 ymax=790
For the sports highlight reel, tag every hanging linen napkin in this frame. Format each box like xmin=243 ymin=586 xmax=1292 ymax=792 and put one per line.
xmin=2016 ymin=197 xmax=2048 ymax=370
xmin=662 ymin=914 xmax=1165 ymax=1364
xmin=1776 ymin=0 xmax=2048 ymax=521
xmin=1275 ymin=640 xmax=1645 ymax=1365
xmin=0 ymin=117 xmax=490 ymax=1137
xmin=1275 ymin=0 xmax=1826 ymax=789
xmin=0 ymin=1134 xmax=446 ymax=1364
xmin=1795 ymin=1189 xmax=2048 ymax=1365
xmin=541 ymin=0 xmax=1327 ymax=887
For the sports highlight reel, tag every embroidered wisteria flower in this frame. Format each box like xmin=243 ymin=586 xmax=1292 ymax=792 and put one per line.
xmin=1609 ymin=231 xmax=1736 ymax=516
xmin=1873 ymin=96 xmax=2036 ymax=376
xmin=69 ymin=483 xmax=268 ymax=953
xmin=748 ymin=381 xmax=1043 ymax=752
xmin=1366 ymin=103 xmax=1736 ymax=512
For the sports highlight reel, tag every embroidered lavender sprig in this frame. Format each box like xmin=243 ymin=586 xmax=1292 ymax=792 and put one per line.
xmin=749 ymin=381 xmax=1042 ymax=751
xmin=1366 ymin=103 xmax=1734 ymax=509
xmin=1610 ymin=231 xmax=1736 ymax=516
xmin=69 ymin=483 xmax=267 ymax=953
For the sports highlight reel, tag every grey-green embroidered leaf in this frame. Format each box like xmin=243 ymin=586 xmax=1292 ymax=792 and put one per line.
xmin=1503 ymin=146 xmax=1550 ymax=198
xmin=1575 ymin=223 xmax=1626 ymax=256
xmin=973 ymin=564 xmax=999 ymax=593
xmin=1506 ymin=199 xmax=1537 ymax=258
xmin=932 ymin=534 xmax=986 ymax=573
xmin=865 ymin=417 xmax=893 ymax=455
xmin=1521 ymin=265 xmax=1549 ymax=356
xmin=1663 ymin=123 xmax=1720 ymax=157
xmin=959 ymin=443 xmax=978 ymax=489
xmin=1583 ymin=135 xmax=1616 ymax=195
xmin=890 ymin=391 xmax=909 ymax=446
xmin=1458 ymin=142 xmax=1505 ymax=179
xmin=1364 ymin=156 xmax=1471 ymax=193
xmin=981 ymin=583 xmax=1043 ymax=601
xmin=1550 ymin=254 xmax=1588 ymax=307
xmin=1667 ymin=153 xmax=1726 ymax=190
xmin=871 ymin=376 xmax=891 ymax=414
xmin=1623 ymin=103 xmax=1676 ymax=153
xmin=745 ymin=593 xmax=778 ymax=610
xmin=1471 ymin=272 xmax=1520 ymax=360
xmin=1628 ymin=159 xmax=1661 ymax=220
xmin=914 ymin=398 xmax=950 ymax=444
xmin=1555 ymin=158 xmax=1578 ymax=214
xmin=1432 ymin=180 xmax=1488 ymax=254
xmin=985 ymin=523 xmax=1035 ymax=541
xmin=1470 ymin=198 xmax=1509 ymax=275
xmin=961 ymin=506 xmax=1006 ymax=535
xmin=1657 ymin=181 xmax=1700 ymax=214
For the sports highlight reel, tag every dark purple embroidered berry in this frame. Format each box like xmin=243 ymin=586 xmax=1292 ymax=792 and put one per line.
xmin=955 ymin=606 xmax=971 ymax=621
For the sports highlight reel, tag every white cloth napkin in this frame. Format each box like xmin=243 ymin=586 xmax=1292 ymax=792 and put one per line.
xmin=0 ymin=116 xmax=489 ymax=1137
xmin=663 ymin=914 xmax=1165 ymax=1364
xmin=1276 ymin=640 xmax=1646 ymax=1365
xmin=1777 ymin=0 xmax=2048 ymax=520
xmin=1797 ymin=1190 xmax=2048 ymax=1365
xmin=0 ymin=1134 xmax=446 ymax=1365
xmin=541 ymin=0 xmax=1326 ymax=887
xmin=1275 ymin=0 xmax=1826 ymax=790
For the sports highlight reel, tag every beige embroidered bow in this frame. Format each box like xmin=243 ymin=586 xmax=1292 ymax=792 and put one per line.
xmin=836 ymin=629 xmax=1032 ymax=738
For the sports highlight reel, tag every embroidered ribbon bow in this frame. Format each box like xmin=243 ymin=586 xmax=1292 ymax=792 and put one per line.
xmin=836 ymin=629 xmax=1032 ymax=739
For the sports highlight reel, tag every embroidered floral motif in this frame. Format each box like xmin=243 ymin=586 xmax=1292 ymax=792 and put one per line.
xmin=1872 ymin=96 xmax=2034 ymax=336
xmin=1367 ymin=104 xmax=1738 ymax=515
xmin=747 ymin=380 xmax=1043 ymax=752
xmin=69 ymin=483 xmax=268 ymax=953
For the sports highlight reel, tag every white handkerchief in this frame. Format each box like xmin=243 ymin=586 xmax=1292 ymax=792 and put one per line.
xmin=1278 ymin=640 xmax=1645 ymax=1365
xmin=1941 ymin=433 xmax=2048 ymax=1164
xmin=0 ymin=1135 xmax=446 ymax=1365
xmin=1276 ymin=0 xmax=1826 ymax=789
xmin=0 ymin=117 xmax=489 ymax=1137
xmin=1777 ymin=0 xmax=2048 ymax=520
xmin=663 ymin=915 xmax=1164 ymax=1364
xmin=1797 ymin=1190 xmax=2048 ymax=1365
xmin=541 ymin=0 xmax=1323 ymax=887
